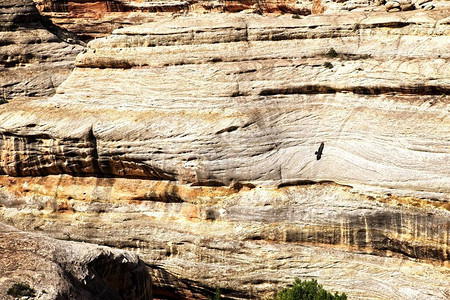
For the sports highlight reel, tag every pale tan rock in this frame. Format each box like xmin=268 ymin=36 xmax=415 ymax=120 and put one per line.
xmin=385 ymin=1 xmax=401 ymax=10
xmin=422 ymin=2 xmax=435 ymax=10
xmin=0 ymin=4 xmax=449 ymax=300
xmin=0 ymin=176 xmax=449 ymax=299
xmin=414 ymin=0 xmax=432 ymax=5
xmin=0 ymin=0 xmax=83 ymax=101
xmin=1 ymin=13 xmax=449 ymax=200
xmin=342 ymin=0 xmax=372 ymax=11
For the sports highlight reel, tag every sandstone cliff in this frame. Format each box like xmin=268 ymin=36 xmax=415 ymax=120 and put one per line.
xmin=0 ymin=222 xmax=152 ymax=299
xmin=0 ymin=0 xmax=449 ymax=299
xmin=31 ymin=0 xmax=450 ymax=42
xmin=2 ymin=12 xmax=449 ymax=198
xmin=0 ymin=0 xmax=83 ymax=101
xmin=1 ymin=176 xmax=449 ymax=299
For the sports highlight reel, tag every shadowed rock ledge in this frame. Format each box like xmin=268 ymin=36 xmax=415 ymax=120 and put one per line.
xmin=0 ymin=222 xmax=152 ymax=299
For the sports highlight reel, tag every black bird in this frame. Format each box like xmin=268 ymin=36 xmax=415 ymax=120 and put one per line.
xmin=315 ymin=142 xmax=324 ymax=160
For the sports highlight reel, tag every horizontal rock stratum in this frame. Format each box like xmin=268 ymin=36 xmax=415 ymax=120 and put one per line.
xmin=1 ymin=12 xmax=449 ymax=199
xmin=0 ymin=176 xmax=449 ymax=299
xmin=0 ymin=2 xmax=449 ymax=299
xmin=31 ymin=0 xmax=311 ymax=42
xmin=0 ymin=0 xmax=83 ymax=100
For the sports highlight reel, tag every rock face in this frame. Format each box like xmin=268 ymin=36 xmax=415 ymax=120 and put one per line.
xmin=0 ymin=2 xmax=449 ymax=300
xmin=0 ymin=0 xmax=83 ymax=101
xmin=29 ymin=0 xmax=450 ymax=42
xmin=313 ymin=0 xmax=449 ymax=14
xmin=0 ymin=222 xmax=152 ymax=299
xmin=0 ymin=176 xmax=449 ymax=299
xmin=1 ymin=12 xmax=449 ymax=199
xmin=31 ymin=0 xmax=312 ymax=42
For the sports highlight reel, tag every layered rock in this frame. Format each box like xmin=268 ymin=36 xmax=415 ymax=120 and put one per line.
xmin=32 ymin=0 xmax=158 ymax=42
xmin=312 ymin=0 xmax=450 ymax=14
xmin=0 ymin=176 xmax=449 ymax=299
xmin=1 ymin=12 xmax=449 ymax=199
xmin=0 ymin=222 xmax=152 ymax=299
xmin=0 ymin=3 xmax=449 ymax=300
xmin=31 ymin=0 xmax=313 ymax=42
xmin=29 ymin=0 xmax=450 ymax=42
xmin=0 ymin=0 xmax=83 ymax=101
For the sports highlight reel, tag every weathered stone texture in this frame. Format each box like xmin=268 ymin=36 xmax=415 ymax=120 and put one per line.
xmin=1 ymin=12 xmax=449 ymax=199
xmin=0 ymin=0 xmax=83 ymax=101
xmin=30 ymin=0 xmax=450 ymax=43
xmin=31 ymin=0 xmax=312 ymax=42
xmin=0 ymin=2 xmax=449 ymax=300
xmin=0 ymin=176 xmax=449 ymax=299
xmin=0 ymin=222 xmax=152 ymax=300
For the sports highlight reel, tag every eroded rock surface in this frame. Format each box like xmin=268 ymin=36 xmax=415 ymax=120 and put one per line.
xmin=31 ymin=0 xmax=313 ymax=42
xmin=0 ymin=222 xmax=152 ymax=299
xmin=0 ymin=0 xmax=83 ymax=101
xmin=1 ymin=12 xmax=449 ymax=199
xmin=312 ymin=0 xmax=450 ymax=14
xmin=30 ymin=0 xmax=450 ymax=43
xmin=0 ymin=3 xmax=449 ymax=300
xmin=0 ymin=176 xmax=449 ymax=299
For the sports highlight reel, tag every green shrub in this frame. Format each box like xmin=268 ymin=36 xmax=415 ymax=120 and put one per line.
xmin=208 ymin=287 xmax=221 ymax=300
xmin=273 ymin=279 xmax=347 ymax=300
xmin=323 ymin=62 xmax=333 ymax=69
xmin=325 ymin=48 xmax=338 ymax=58
xmin=7 ymin=282 xmax=36 ymax=298
xmin=213 ymin=287 xmax=221 ymax=300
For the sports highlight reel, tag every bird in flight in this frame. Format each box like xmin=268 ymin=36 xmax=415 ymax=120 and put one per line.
xmin=315 ymin=142 xmax=324 ymax=160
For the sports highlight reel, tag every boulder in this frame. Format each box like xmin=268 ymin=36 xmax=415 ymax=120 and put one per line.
xmin=0 ymin=223 xmax=152 ymax=300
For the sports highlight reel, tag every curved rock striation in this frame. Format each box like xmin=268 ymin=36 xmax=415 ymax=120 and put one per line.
xmin=0 ymin=4 xmax=449 ymax=300
xmin=0 ymin=0 xmax=83 ymax=101
xmin=0 ymin=222 xmax=152 ymax=300
xmin=1 ymin=12 xmax=449 ymax=199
